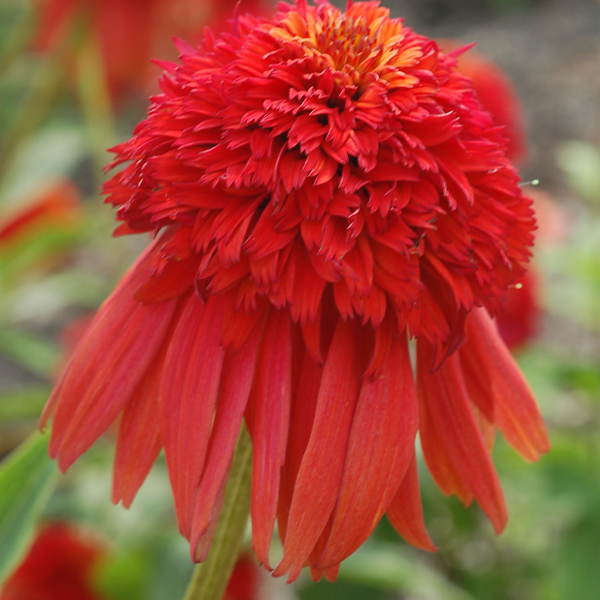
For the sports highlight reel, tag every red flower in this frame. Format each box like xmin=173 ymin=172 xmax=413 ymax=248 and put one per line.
xmin=495 ymin=270 xmax=540 ymax=351
xmin=32 ymin=0 xmax=275 ymax=99
xmin=42 ymin=0 xmax=550 ymax=583
xmin=224 ymin=555 xmax=260 ymax=600
xmin=0 ymin=523 xmax=105 ymax=600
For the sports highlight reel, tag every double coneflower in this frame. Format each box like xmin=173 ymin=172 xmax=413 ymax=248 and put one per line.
xmin=42 ymin=0 xmax=550 ymax=583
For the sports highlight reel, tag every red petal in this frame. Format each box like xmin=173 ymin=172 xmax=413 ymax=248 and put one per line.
xmin=112 ymin=348 xmax=166 ymax=508
xmin=190 ymin=319 xmax=264 ymax=561
xmin=160 ymin=294 xmax=226 ymax=538
xmin=247 ymin=309 xmax=292 ymax=568
xmin=310 ymin=563 xmax=340 ymax=582
xmin=47 ymin=249 xmax=178 ymax=470
xmin=277 ymin=352 xmax=323 ymax=544
xmin=274 ymin=318 xmax=361 ymax=582
xmin=300 ymin=303 xmax=323 ymax=364
xmin=460 ymin=308 xmax=550 ymax=461
xmin=386 ymin=453 xmax=437 ymax=551
xmin=417 ymin=340 xmax=507 ymax=533
xmin=134 ymin=255 xmax=198 ymax=303
xmin=316 ymin=333 xmax=418 ymax=568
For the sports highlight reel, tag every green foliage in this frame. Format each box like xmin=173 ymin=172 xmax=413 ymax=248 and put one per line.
xmin=0 ymin=431 xmax=59 ymax=583
xmin=556 ymin=141 xmax=600 ymax=206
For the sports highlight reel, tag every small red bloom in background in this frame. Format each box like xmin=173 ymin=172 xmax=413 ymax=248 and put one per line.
xmin=0 ymin=180 xmax=81 ymax=249
xmin=224 ymin=555 xmax=261 ymax=600
xmin=42 ymin=0 xmax=550 ymax=583
xmin=443 ymin=41 xmax=538 ymax=349
xmin=0 ymin=180 xmax=83 ymax=283
xmin=439 ymin=40 xmax=529 ymax=166
xmin=495 ymin=269 xmax=540 ymax=351
xmin=444 ymin=42 xmax=568 ymax=351
xmin=32 ymin=0 xmax=275 ymax=100
xmin=0 ymin=523 xmax=105 ymax=600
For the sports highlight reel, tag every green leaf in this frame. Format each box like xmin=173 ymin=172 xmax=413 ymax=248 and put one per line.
xmin=0 ymin=386 xmax=52 ymax=422
xmin=0 ymin=430 xmax=59 ymax=584
xmin=549 ymin=515 xmax=600 ymax=600
xmin=0 ymin=328 xmax=60 ymax=379
xmin=338 ymin=543 xmax=477 ymax=600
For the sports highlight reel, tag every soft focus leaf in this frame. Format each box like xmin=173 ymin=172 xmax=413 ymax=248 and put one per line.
xmin=0 ymin=430 xmax=59 ymax=583
xmin=556 ymin=140 xmax=600 ymax=205
xmin=0 ymin=328 xmax=60 ymax=378
xmin=147 ymin=537 xmax=194 ymax=600
xmin=96 ymin=550 xmax=150 ymax=600
xmin=0 ymin=386 xmax=52 ymax=421
xmin=337 ymin=543 xmax=477 ymax=600
xmin=0 ymin=126 xmax=87 ymax=204
xmin=0 ymin=227 xmax=82 ymax=287
xmin=548 ymin=515 xmax=600 ymax=600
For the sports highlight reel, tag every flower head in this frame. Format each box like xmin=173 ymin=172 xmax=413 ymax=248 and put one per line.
xmin=43 ymin=0 xmax=550 ymax=583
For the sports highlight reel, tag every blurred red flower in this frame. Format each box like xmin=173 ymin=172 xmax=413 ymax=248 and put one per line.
xmin=0 ymin=524 xmax=105 ymax=600
xmin=495 ymin=269 xmax=540 ymax=350
xmin=224 ymin=555 xmax=260 ymax=600
xmin=440 ymin=41 xmax=529 ymax=165
xmin=43 ymin=0 xmax=549 ymax=582
xmin=440 ymin=41 xmax=538 ymax=349
xmin=0 ymin=180 xmax=81 ymax=249
xmin=32 ymin=0 xmax=275 ymax=99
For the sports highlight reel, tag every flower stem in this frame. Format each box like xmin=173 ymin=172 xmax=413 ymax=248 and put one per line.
xmin=182 ymin=424 xmax=253 ymax=600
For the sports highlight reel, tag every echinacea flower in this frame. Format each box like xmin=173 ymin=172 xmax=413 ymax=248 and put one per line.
xmin=0 ymin=523 xmax=105 ymax=600
xmin=42 ymin=0 xmax=550 ymax=583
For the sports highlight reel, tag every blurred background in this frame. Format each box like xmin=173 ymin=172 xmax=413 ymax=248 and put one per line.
xmin=1 ymin=0 xmax=600 ymax=599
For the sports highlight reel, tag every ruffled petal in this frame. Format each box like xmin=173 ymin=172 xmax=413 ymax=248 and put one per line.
xmin=417 ymin=339 xmax=507 ymax=534
xmin=460 ymin=308 xmax=550 ymax=461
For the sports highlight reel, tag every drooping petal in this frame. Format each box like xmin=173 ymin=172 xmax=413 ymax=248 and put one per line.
xmin=386 ymin=453 xmax=437 ymax=551
xmin=274 ymin=317 xmax=361 ymax=582
xmin=417 ymin=339 xmax=508 ymax=534
xmin=316 ymin=332 xmax=418 ymax=568
xmin=159 ymin=293 xmax=226 ymax=538
xmin=191 ymin=316 xmax=265 ymax=561
xmin=112 ymin=348 xmax=167 ymax=508
xmin=47 ymin=243 xmax=179 ymax=471
xmin=460 ymin=308 xmax=550 ymax=461
xmin=246 ymin=308 xmax=292 ymax=568
xmin=277 ymin=351 xmax=323 ymax=544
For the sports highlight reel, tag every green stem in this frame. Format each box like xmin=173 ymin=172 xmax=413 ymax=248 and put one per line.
xmin=183 ymin=424 xmax=253 ymax=600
